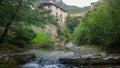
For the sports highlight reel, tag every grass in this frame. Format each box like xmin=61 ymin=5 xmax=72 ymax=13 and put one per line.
xmin=31 ymin=32 xmax=56 ymax=49
xmin=31 ymin=32 xmax=56 ymax=43
xmin=31 ymin=32 xmax=48 ymax=43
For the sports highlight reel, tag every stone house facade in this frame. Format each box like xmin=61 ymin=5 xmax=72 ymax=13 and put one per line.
xmin=38 ymin=3 xmax=68 ymax=36
xmin=40 ymin=2 xmax=68 ymax=27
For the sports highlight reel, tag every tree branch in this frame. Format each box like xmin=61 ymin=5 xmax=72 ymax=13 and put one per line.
xmin=0 ymin=0 xmax=23 ymax=43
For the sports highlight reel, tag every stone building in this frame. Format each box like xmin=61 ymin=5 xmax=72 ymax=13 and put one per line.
xmin=39 ymin=2 xmax=68 ymax=27
xmin=38 ymin=2 xmax=68 ymax=36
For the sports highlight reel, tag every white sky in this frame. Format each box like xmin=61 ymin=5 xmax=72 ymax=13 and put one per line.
xmin=62 ymin=0 xmax=99 ymax=7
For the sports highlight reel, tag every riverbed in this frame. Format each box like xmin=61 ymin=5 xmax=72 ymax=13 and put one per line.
xmin=20 ymin=49 xmax=120 ymax=68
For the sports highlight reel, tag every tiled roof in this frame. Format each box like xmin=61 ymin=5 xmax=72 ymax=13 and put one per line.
xmin=38 ymin=2 xmax=67 ymax=12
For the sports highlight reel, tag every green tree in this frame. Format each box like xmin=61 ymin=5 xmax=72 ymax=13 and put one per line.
xmin=73 ymin=0 xmax=120 ymax=53
xmin=0 ymin=0 xmax=23 ymax=43
xmin=0 ymin=0 xmax=58 ymax=44
xmin=66 ymin=16 xmax=80 ymax=34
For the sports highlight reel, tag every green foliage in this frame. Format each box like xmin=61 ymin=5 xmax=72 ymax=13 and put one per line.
xmin=10 ymin=24 xmax=36 ymax=43
xmin=31 ymin=32 xmax=56 ymax=48
xmin=67 ymin=6 xmax=90 ymax=14
xmin=57 ymin=16 xmax=80 ymax=43
xmin=57 ymin=28 xmax=70 ymax=43
xmin=0 ymin=0 xmax=58 ymax=46
xmin=73 ymin=0 xmax=120 ymax=53
xmin=6 ymin=25 xmax=36 ymax=48
xmin=72 ymin=26 xmax=87 ymax=44
xmin=66 ymin=16 xmax=80 ymax=34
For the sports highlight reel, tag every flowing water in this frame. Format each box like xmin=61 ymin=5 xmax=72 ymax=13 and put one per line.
xmin=21 ymin=50 xmax=120 ymax=68
xmin=21 ymin=61 xmax=66 ymax=68
xmin=21 ymin=50 xmax=76 ymax=68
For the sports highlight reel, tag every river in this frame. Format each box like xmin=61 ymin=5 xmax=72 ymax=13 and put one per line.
xmin=20 ymin=50 xmax=120 ymax=68
xmin=21 ymin=50 xmax=76 ymax=68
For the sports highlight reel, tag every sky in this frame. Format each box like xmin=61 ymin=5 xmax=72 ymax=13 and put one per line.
xmin=62 ymin=0 xmax=99 ymax=7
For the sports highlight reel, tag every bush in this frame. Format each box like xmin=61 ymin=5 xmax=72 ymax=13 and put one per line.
xmin=57 ymin=28 xmax=70 ymax=43
xmin=31 ymin=32 xmax=56 ymax=49
xmin=72 ymin=0 xmax=120 ymax=53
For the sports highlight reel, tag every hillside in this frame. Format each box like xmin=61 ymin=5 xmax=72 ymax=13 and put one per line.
xmin=36 ymin=0 xmax=90 ymax=14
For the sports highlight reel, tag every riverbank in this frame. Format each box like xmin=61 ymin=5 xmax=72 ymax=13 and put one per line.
xmin=0 ymin=42 xmax=120 ymax=68
xmin=21 ymin=49 xmax=120 ymax=68
xmin=0 ymin=44 xmax=25 ymax=55
xmin=0 ymin=43 xmax=31 ymax=68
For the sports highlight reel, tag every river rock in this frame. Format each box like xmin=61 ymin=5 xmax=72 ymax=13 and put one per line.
xmin=65 ymin=42 xmax=101 ymax=59
xmin=0 ymin=53 xmax=36 ymax=68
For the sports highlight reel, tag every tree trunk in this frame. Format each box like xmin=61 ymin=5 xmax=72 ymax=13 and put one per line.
xmin=0 ymin=0 xmax=22 ymax=43
xmin=0 ymin=0 xmax=2 ymax=4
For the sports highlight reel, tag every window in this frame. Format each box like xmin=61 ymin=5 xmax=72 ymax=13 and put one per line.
xmin=56 ymin=13 xmax=58 ymax=16
xmin=48 ymin=9 xmax=52 ymax=12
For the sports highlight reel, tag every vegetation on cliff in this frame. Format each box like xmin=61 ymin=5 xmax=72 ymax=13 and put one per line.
xmin=72 ymin=0 xmax=120 ymax=53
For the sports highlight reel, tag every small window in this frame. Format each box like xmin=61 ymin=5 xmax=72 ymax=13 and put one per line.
xmin=48 ymin=9 xmax=52 ymax=12
xmin=60 ymin=17 xmax=62 ymax=22
xmin=48 ymin=5 xmax=50 ymax=8
xmin=60 ymin=14 xmax=62 ymax=17
xmin=56 ymin=13 xmax=58 ymax=16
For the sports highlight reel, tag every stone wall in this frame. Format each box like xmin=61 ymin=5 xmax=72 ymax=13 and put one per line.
xmin=44 ymin=3 xmax=68 ymax=27
xmin=44 ymin=24 xmax=57 ymax=36
xmin=43 ymin=3 xmax=68 ymax=36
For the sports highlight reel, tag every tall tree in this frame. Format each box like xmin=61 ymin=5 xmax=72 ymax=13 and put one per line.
xmin=0 ymin=0 xmax=23 ymax=43
xmin=72 ymin=0 xmax=120 ymax=53
xmin=0 ymin=0 xmax=58 ymax=44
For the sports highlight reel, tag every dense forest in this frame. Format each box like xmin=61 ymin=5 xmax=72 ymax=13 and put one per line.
xmin=70 ymin=0 xmax=120 ymax=53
